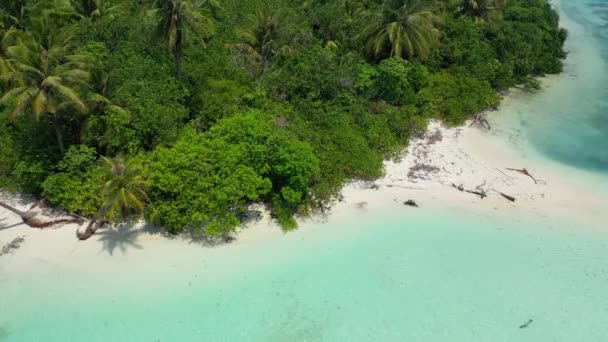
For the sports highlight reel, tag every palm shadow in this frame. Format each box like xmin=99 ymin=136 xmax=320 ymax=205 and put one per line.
xmin=96 ymin=224 xmax=143 ymax=256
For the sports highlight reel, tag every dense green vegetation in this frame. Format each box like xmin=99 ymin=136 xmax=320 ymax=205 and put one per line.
xmin=0 ymin=0 xmax=566 ymax=238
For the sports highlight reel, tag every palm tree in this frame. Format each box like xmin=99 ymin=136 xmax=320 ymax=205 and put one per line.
xmin=227 ymin=7 xmax=289 ymax=78
xmin=338 ymin=0 xmax=367 ymax=17
xmin=457 ymin=0 xmax=505 ymax=22
xmin=0 ymin=39 xmax=91 ymax=154
xmin=72 ymin=0 xmax=125 ymax=19
xmin=1 ymin=0 xmax=27 ymax=27
xmin=77 ymin=156 xmax=149 ymax=240
xmin=200 ymin=0 xmax=222 ymax=14
xmin=151 ymin=0 xmax=215 ymax=79
xmin=363 ymin=0 xmax=441 ymax=60
xmin=84 ymin=66 xmax=132 ymax=153
xmin=0 ymin=29 xmax=16 ymax=85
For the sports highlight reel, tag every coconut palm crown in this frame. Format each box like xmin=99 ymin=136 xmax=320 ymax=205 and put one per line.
xmin=364 ymin=0 xmax=441 ymax=60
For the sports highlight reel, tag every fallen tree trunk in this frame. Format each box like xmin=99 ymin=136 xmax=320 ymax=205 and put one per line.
xmin=0 ymin=200 xmax=83 ymax=229
xmin=0 ymin=200 xmax=28 ymax=217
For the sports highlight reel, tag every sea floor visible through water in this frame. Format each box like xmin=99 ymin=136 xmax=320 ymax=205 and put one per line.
xmin=1 ymin=0 xmax=608 ymax=341
xmin=1 ymin=206 xmax=608 ymax=342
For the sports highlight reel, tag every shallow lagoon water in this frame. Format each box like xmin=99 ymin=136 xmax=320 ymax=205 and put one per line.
xmin=2 ymin=206 xmax=608 ymax=342
xmin=496 ymin=0 xmax=608 ymax=176
xmin=2 ymin=1 xmax=608 ymax=341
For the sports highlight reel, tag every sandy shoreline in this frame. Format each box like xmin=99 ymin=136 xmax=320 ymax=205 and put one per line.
xmin=4 ymin=0 xmax=607 ymax=270
xmin=1 ymin=85 xmax=606 ymax=270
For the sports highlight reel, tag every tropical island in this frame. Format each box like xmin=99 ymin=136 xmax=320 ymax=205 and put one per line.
xmin=4 ymin=1 xmax=608 ymax=341
xmin=0 ymin=0 xmax=567 ymax=240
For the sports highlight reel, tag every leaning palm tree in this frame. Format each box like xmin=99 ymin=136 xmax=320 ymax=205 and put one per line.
xmin=151 ymin=0 xmax=215 ymax=79
xmin=0 ymin=39 xmax=91 ymax=154
xmin=363 ymin=0 xmax=441 ymax=60
xmin=77 ymin=156 xmax=149 ymax=240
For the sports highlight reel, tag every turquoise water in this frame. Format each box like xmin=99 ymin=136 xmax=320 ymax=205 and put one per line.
xmin=2 ymin=207 xmax=608 ymax=341
xmin=500 ymin=0 xmax=608 ymax=175
xmin=2 ymin=1 xmax=608 ymax=341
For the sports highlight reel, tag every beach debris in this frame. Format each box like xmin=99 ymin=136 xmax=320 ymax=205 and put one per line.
xmin=403 ymin=200 xmax=418 ymax=207
xmin=469 ymin=112 xmax=491 ymax=130
xmin=506 ymin=168 xmax=538 ymax=184
xmin=493 ymin=168 xmax=514 ymax=179
xmin=451 ymin=183 xmax=488 ymax=199
xmin=0 ymin=236 xmax=25 ymax=256
xmin=499 ymin=192 xmax=516 ymax=202
xmin=519 ymin=319 xmax=534 ymax=329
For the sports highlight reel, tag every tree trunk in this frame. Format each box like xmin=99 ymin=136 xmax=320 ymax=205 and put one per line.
xmin=77 ymin=202 xmax=111 ymax=240
xmin=1 ymin=200 xmax=81 ymax=228
xmin=0 ymin=200 xmax=27 ymax=218
xmin=76 ymin=216 xmax=103 ymax=240
xmin=175 ymin=29 xmax=183 ymax=80
xmin=52 ymin=115 xmax=66 ymax=155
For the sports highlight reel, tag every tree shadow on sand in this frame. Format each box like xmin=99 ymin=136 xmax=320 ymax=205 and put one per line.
xmin=0 ymin=217 xmax=26 ymax=231
xmin=96 ymin=224 xmax=144 ymax=256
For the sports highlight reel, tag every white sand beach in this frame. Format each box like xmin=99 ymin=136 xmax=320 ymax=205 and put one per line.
xmin=1 ymin=83 xmax=606 ymax=273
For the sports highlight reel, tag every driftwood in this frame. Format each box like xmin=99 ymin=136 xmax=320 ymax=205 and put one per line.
xmin=506 ymin=168 xmax=538 ymax=184
xmin=499 ymin=192 xmax=516 ymax=202
xmin=403 ymin=200 xmax=419 ymax=207
xmin=469 ymin=113 xmax=491 ymax=130
xmin=493 ymin=168 xmax=514 ymax=179
xmin=0 ymin=236 xmax=25 ymax=256
xmin=519 ymin=319 xmax=533 ymax=329
xmin=452 ymin=183 xmax=488 ymax=199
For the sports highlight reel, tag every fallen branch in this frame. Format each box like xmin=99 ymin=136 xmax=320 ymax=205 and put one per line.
xmin=499 ymin=192 xmax=516 ymax=202
xmin=452 ymin=183 xmax=488 ymax=199
xmin=493 ymin=168 xmax=514 ymax=179
xmin=469 ymin=113 xmax=491 ymax=130
xmin=506 ymin=168 xmax=538 ymax=184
